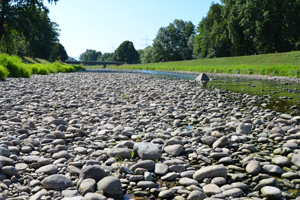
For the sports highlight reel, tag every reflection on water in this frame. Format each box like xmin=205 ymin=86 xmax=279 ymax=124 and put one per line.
xmin=199 ymin=80 xmax=209 ymax=88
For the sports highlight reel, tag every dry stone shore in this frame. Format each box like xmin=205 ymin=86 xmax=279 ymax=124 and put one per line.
xmin=0 ymin=71 xmax=300 ymax=200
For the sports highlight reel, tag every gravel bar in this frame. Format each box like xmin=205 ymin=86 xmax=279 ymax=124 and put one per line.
xmin=0 ymin=71 xmax=300 ymax=200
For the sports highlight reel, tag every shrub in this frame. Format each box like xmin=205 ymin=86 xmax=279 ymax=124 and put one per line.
xmin=0 ymin=65 xmax=9 ymax=79
xmin=0 ymin=54 xmax=31 ymax=78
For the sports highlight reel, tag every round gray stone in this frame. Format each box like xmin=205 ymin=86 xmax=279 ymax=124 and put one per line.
xmin=158 ymin=189 xmax=174 ymax=198
xmin=2 ymin=166 xmax=18 ymax=177
xmin=36 ymin=164 xmax=58 ymax=174
xmin=164 ymin=144 xmax=183 ymax=156
xmin=291 ymin=153 xmax=300 ymax=168
xmin=271 ymin=156 xmax=291 ymax=166
xmin=261 ymin=186 xmax=282 ymax=199
xmin=154 ymin=163 xmax=168 ymax=176
xmin=179 ymin=178 xmax=198 ymax=186
xmin=187 ymin=190 xmax=208 ymax=200
xmin=97 ymin=176 xmax=123 ymax=197
xmin=42 ymin=174 xmax=73 ymax=189
xmin=193 ymin=165 xmax=227 ymax=181
xmin=133 ymin=142 xmax=161 ymax=160
xmin=107 ymin=147 xmax=132 ymax=159
xmin=0 ymin=147 xmax=10 ymax=157
xmin=246 ymin=160 xmax=261 ymax=175
xmin=262 ymin=164 xmax=283 ymax=175
xmin=222 ymin=188 xmax=244 ymax=197
xmin=203 ymin=183 xmax=221 ymax=196
xmin=80 ymin=178 xmax=96 ymax=191
xmin=84 ymin=193 xmax=107 ymax=200
xmin=80 ymin=165 xmax=106 ymax=182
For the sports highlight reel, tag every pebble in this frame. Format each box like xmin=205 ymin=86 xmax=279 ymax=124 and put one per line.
xmin=0 ymin=70 xmax=299 ymax=199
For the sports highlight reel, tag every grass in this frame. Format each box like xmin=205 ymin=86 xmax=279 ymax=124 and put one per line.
xmin=0 ymin=53 xmax=85 ymax=80
xmin=108 ymin=51 xmax=300 ymax=78
xmin=21 ymin=56 xmax=51 ymax=64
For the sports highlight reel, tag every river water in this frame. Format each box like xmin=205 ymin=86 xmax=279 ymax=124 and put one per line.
xmin=134 ymin=70 xmax=300 ymax=115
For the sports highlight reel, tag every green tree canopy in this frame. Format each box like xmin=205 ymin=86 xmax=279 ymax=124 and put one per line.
xmin=0 ymin=0 xmax=58 ymax=44
xmin=0 ymin=0 xmax=60 ymax=59
xmin=194 ymin=0 xmax=300 ymax=58
xmin=112 ymin=41 xmax=139 ymax=64
xmin=193 ymin=3 xmax=231 ymax=58
xmin=79 ymin=49 xmax=102 ymax=61
xmin=97 ymin=52 xmax=113 ymax=61
xmin=49 ymin=43 xmax=68 ymax=62
xmin=140 ymin=46 xmax=154 ymax=64
xmin=152 ymin=19 xmax=195 ymax=62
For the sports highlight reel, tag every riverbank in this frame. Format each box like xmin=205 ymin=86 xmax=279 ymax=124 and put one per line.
xmin=0 ymin=53 xmax=85 ymax=80
xmin=0 ymin=71 xmax=300 ymax=199
xmin=109 ymin=51 xmax=300 ymax=79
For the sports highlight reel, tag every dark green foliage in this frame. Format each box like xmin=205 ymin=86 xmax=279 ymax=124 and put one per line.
xmin=194 ymin=3 xmax=231 ymax=58
xmin=194 ymin=0 xmax=300 ymax=58
xmin=49 ymin=43 xmax=68 ymax=62
xmin=97 ymin=52 xmax=113 ymax=61
xmin=0 ymin=0 xmax=59 ymax=59
xmin=152 ymin=19 xmax=195 ymax=62
xmin=112 ymin=41 xmax=140 ymax=64
xmin=79 ymin=49 xmax=102 ymax=61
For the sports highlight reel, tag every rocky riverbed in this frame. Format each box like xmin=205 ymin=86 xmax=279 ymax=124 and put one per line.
xmin=1 ymin=71 xmax=300 ymax=200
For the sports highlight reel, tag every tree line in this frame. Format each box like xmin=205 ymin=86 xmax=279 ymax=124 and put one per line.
xmin=140 ymin=0 xmax=300 ymax=63
xmin=0 ymin=0 xmax=68 ymax=62
xmin=79 ymin=41 xmax=139 ymax=64
xmin=3 ymin=0 xmax=300 ymax=64
xmin=193 ymin=0 xmax=300 ymax=58
xmin=81 ymin=0 xmax=300 ymax=64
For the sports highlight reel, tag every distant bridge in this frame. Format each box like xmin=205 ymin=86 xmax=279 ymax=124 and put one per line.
xmin=64 ymin=61 xmax=125 ymax=68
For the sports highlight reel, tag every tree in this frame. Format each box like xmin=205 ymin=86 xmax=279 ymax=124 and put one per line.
xmin=19 ymin=6 xmax=59 ymax=59
xmin=0 ymin=3 xmax=59 ymax=59
xmin=79 ymin=49 xmax=102 ymax=61
xmin=112 ymin=41 xmax=139 ymax=64
xmin=140 ymin=46 xmax=154 ymax=64
xmin=221 ymin=0 xmax=300 ymax=55
xmin=0 ymin=0 xmax=59 ymax=45
xmin=66 ymin=57 xmax=77 ymax=62
xmin=137 ymin=49 xmax=143 ymax=57
xmin=97 ymin=52 xmax=113 ymax=61
xmin=193 ymin=3 xmax=231 ymax=58
xmin=49 ymin=43 xmax=68 ymax=62
xmin=152 ymin=19 xmax=195 ymax=62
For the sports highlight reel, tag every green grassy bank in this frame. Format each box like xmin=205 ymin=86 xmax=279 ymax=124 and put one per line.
xmin=0 ymin=54 xmax=85 ymax=80
xmin=112 ymin=51 xmax=300 ymax=78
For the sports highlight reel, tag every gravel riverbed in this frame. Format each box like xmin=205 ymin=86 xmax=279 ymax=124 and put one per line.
xmin=1 ymin=71 xmax=300 ymax=200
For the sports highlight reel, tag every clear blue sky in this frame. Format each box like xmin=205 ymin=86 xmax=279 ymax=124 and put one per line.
xmin=45 ymin=0 xmax=221 ymax=59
